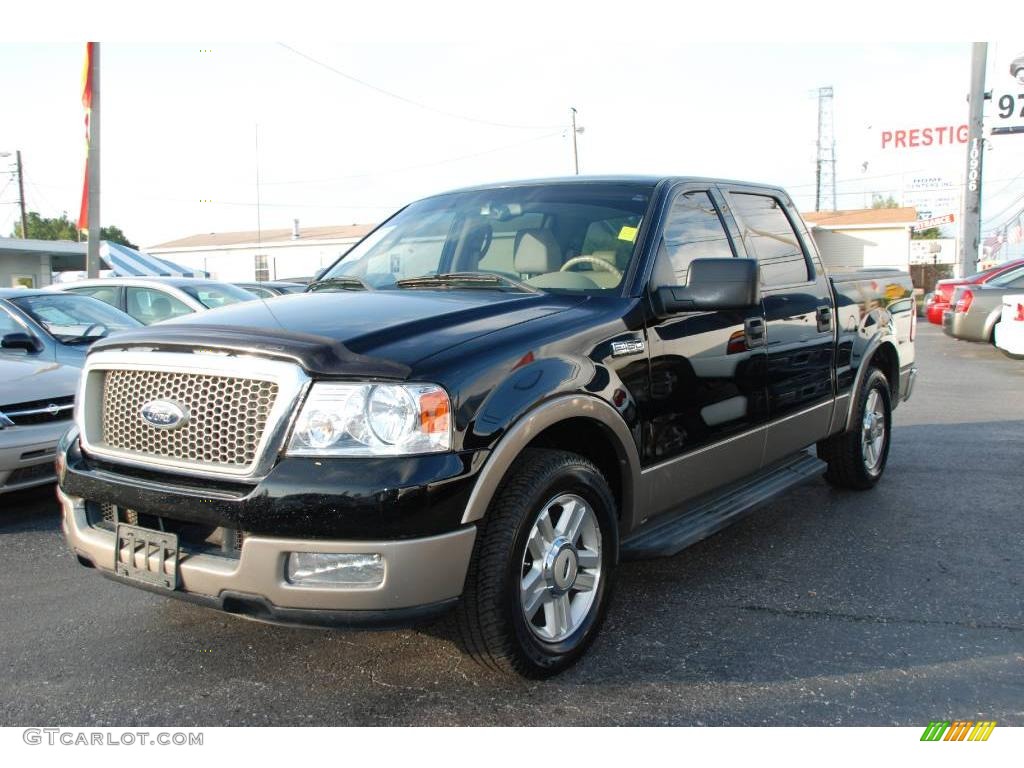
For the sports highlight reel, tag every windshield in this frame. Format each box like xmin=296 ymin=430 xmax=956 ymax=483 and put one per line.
xmin=11 ymin=293 xmax=141 ymax=344
xmin=313 ymin=183 xmax=654 ymax=294
xmin=179 ymin=282 xmax=259 ymax=309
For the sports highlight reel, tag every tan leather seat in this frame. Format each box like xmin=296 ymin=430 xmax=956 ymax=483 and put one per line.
xmin=514 ymin=229 xmax=562 ymax=277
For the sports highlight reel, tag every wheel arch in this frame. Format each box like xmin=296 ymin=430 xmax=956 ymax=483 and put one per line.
xmin=460 ymin=395 xmax=641 ymax=534
xmin=844 ymin=338 xmax=900 ymax=431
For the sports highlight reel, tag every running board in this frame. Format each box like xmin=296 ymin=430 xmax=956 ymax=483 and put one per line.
xmin=621 ymin=451 xmax=827 ymax=560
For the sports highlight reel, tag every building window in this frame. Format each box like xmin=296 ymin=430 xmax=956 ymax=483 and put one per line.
xmin=254 ymin=254 xmax=269 ymax=282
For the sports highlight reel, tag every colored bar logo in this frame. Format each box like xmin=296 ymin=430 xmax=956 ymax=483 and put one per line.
xmin=921 ymin=721 xmax=997 ymax=741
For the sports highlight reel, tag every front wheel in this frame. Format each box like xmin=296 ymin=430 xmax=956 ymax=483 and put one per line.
xmin=817 ymin=367 xmax=892 ymax=490
xmin=453 ymin=448 xmax=617 ymax=678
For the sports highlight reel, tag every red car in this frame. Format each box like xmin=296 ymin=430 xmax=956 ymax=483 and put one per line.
xmin=926 ymin=258 xmax=1024 ymax=324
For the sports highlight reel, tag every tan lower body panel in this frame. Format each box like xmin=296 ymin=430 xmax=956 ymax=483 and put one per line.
xmin=59 ymin=489 xmax=476 ymax=611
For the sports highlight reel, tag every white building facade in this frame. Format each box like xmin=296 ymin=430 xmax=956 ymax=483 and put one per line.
xmin=147 ymin=222 xmax=375 ymax=283
xmin=802 ymin=208 xmax=918 ymax=273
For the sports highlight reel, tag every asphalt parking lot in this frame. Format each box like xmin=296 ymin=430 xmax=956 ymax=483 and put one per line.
xmin=1 ymin=323 xmax=1021 ymax=726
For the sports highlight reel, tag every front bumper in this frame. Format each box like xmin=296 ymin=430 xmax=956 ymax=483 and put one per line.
xmin=0 ymin=420 xmax=70 ymax=493
xmin=59 ymin=487 xmax=477 ymax=626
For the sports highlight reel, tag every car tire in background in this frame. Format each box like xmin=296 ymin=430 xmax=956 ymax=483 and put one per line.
xmin=817 ymin=367 xmax=893 ymax=490
xmin=452 ymin=448 xmax=617 ymax=678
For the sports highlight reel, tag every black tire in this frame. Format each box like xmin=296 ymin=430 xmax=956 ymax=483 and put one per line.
xmin=453 ymin=448 xmax=618 ymax=678
xmin=817 ymin=367 xmax=892 ymax=490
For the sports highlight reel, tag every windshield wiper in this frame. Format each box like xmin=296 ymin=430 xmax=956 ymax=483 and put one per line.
xmin=307 ymin=276 xmax=372 ymax=292
xmin=64 ymin=331 xmax=110 ymax=345
xmin=394 ymin=273 xmax=536 ymax=292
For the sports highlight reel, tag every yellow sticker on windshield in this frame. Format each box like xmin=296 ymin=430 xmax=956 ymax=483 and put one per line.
xmin=618 ymin=225 xmax=638 ymax=243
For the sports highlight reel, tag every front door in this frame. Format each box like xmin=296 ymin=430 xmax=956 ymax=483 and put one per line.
xmin=641 ymin=185 xmax=769 ymax=519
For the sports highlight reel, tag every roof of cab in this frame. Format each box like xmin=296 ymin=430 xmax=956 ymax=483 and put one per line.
xmin=428 ymin=175 xmax=788 ymax=198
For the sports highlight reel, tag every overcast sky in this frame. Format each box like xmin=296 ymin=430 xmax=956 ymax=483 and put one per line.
xmin=1 ymin=40 xmax=1022 ymax=248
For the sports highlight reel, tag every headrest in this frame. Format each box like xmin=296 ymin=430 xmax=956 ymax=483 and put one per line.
xmin=514 ymin=229 xmax=561 ymax=275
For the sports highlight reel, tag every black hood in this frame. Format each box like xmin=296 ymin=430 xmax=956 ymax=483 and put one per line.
xmin=92 ymin=290 xmax=583 ymax=375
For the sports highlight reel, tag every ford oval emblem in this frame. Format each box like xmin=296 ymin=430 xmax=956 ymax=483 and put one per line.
xmin=140 ymin=400 xmax=189 ymax=430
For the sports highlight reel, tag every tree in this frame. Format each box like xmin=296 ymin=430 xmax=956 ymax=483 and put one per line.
xmin=871 ymin=195 xmax=899 ymax=209
xmin=11 ymin=211 xmax=138 ymax=249
xmin=912 ymin=227 xmax=941 ymax=240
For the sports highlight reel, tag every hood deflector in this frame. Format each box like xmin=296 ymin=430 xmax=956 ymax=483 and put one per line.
xmin=89 ymin=325 xmax=412 ymax=379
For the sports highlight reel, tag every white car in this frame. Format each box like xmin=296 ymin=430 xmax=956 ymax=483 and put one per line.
xmin=50 ymin=277 xmax=258 ymax=325
xmin=994 ymin=293 xmax=1024 ymax=360
xmin=0 ymin=357 xmax=79 ymax=493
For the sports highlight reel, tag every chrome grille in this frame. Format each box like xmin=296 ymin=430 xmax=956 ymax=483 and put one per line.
xmin=100 ymin=369 xmax=279 ymax=468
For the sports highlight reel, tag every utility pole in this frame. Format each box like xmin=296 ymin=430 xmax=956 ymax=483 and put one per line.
xmin=959 ymin=42 xmax=987 ymax=278
xmin=815 ymin=87 xmax=836 ymax=212
xmin=570 ymin=107 xmax=580 ymax=175
xmin=86 ymin=43 xmax=101 ymax=279
xmin=15 ymin=151 xmax=27 ymax=238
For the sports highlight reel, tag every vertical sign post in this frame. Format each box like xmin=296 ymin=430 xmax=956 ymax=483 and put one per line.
xmin=86 ymin=43 xmax=101 ymax=279
xmin=959 ymin=42 xmax=987 ymax=278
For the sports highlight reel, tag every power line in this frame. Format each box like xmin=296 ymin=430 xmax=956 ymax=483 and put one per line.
xmin=277 ymin=42 xmax=561 ymax=131
xmin=261 ymin=131 xmax=563 ymax=186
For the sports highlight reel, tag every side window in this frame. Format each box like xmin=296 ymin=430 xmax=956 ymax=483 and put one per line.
xmin=67 ymin=285 xmax=119 ymax=307
xmin=657 ymin=191 xmax=734 ymax=286
xmin=125 ymin=287 xmax=192 ymax=325
xmin=729 ymin=193 xmax=812 ymax=287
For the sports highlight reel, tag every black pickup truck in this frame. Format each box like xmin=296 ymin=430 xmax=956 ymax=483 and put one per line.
xmin=58 ymin=176 xmax=917 ymax=677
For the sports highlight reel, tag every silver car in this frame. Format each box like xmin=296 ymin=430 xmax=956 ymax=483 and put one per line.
xmin=944 ymin=263 xmax=1024 ymax=342
xmin=51 ymin=277 xmax=258 ymax=325
xmin=0 ymin=289 xmax=141 ymax=367
xmin=0 ymin=357 xmax=79 ymax=493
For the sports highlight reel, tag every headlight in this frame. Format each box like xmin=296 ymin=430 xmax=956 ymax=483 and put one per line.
xmin=286 ymin=382 xmax=452 ymax=456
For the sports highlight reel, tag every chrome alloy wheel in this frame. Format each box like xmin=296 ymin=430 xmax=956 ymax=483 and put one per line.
xmin=861 ymin=389 xmax=887 ymax=473
xmin=519 ymin=493 xmax=602 ymax=643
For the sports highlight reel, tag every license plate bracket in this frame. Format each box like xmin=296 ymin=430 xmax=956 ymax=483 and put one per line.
xmin=114 ymin=523 xmax=179 ymax=590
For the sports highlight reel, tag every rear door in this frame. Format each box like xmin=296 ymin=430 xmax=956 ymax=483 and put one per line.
xmin=722 ymin=187 xmax=836 ymax=464
xmin=63 ymin=284 xmax=124 ymax=313
xmin=641 ymin=183 xmax=769 ymax=512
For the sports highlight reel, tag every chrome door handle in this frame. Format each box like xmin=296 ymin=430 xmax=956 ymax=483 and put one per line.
xmin=744 ymin=317 xmax=766 ymax=348
xmin=816 ymin=305 xmax=833 ymax=332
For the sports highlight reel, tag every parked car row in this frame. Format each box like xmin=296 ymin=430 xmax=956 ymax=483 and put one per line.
xmin=925 ymin=257 xmax=1024 ymax=325
xmin=940 ymin=261 xmax=1024 ymax=359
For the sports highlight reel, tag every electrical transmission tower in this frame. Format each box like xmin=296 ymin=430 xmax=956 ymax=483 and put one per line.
xmin=815 ymin=86 xmax=837 ymax=212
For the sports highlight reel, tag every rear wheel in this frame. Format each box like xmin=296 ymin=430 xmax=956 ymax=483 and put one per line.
xmin=817 ymin=367 xmax=892 ymax=490
xmin=453 ymin=448 xmax=617 ymax=678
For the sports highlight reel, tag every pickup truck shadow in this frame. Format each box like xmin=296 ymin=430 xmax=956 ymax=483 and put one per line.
xmin=0 ymin=485 xmax=59 ymax=534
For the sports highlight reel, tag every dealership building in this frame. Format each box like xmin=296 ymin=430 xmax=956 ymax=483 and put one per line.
xmin=802 ymin=207 xmax=919 ymax=272
xmin=147 ymin=222 xmax=374 ymax=283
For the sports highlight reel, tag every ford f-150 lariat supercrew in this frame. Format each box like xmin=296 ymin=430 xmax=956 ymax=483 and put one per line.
xmin=57 ymin=177 xmax=917 ymax=677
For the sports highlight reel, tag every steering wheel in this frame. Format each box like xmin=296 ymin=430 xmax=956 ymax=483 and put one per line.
xmin=559 ymin=255 xmax=622 ymax=279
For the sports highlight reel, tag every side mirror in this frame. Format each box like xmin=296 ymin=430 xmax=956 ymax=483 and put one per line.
xmin=1 ymin=331 xmax=43 ymax=353
xmin=651 ymin=258 xmax=759 ymax=316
